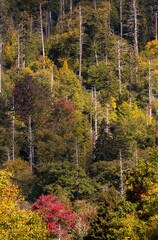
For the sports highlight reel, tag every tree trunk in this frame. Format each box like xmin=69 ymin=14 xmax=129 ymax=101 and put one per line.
xmin=94 ymin=0 xmax=97 ymax=10
xmin=94 ymin=86 xmax=97 ymax=142
xmin=117 ymin=41 xmax=121 ymax=101
xmin=40 ymin=3 xmax=45 ymax=69
xmin=70 ymin=0 xmax=72 ymax=12
xmin=7 ymin=148 xmax=10 ymax=161
xmin=75 ymin=136 xmax=78 ymax=166
xmin=120 ymin=0 xmax=123 ymax=37
xmin=106 ymin=102 xmax=109 ymax=133
xmin=149 ymin=60 xmax=152 ymax=124
xmin=109 ymin=0 xmax=111 ymax=34
xmin=17 ymin=31 xmax=20 ymax=68
xmin=156 ymin=11 xmax=157 ymax=41
xmin=12 ymin=114 xmax=15 ymax=161
xmin=119 ymin=149 xmax=124 ymax=198
xmin=94 ymin=41 xmax=98 ymax=66
xmin=0 ymin=34 xmax=2 ymax=95
xmin=79 ymin=4 xmax=82 ymax=77
xmin=51 ymin=65 xmax=54 ymax=93
xmin=28 ymin=115 xmax=34 ymax=172
xmin=129 ymin=52 xmax=132 ymax=106
xmin=133 ymin=0 xmax=138 ymax=56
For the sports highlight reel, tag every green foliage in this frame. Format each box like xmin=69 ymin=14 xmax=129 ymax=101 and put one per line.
xmin=32 ymin=161 xmax=98 ymax=202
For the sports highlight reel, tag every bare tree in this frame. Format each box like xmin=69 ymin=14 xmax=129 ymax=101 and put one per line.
xmin=75 ymin=136 xmax=78 ymax=166
xmin=119 ymin=149 xmax=124 ymax=198
xmin=70 ymin=0 xmax=72 ymax=12
xmin=156 ymin=11 xmax=158 ymax=41
xmin=0 ymin=34 xmax=2 ymax=95
xmin=28 ymin=115 xmax=34 ymax=171
xmin=120 ymin=0 xmax=123 ymax=37
xmin=79 ymin=4 xmax=82 ymax=77
xmin=133 ymin=0 xmax=138 ymax=57
xmin=149 ymin=60 xmax=152 ymax=124
xmin=40 ymin=3 xmax=45 ymax=69
xmin=106 ymin=102 xmax=109 ymax=133
xmin=51 ymin=65 xmax=54 ymax=93
xmin=117 ymin=41 xmax=121 ymax=101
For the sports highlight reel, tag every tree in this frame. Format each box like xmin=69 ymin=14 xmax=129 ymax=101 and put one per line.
xmin=0 ymin=169 xmax=49 ymax=239
xmin=32 ymin=194 xmax=76 ymax=239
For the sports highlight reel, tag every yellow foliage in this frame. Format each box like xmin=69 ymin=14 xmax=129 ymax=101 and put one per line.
xmin=0 ymin=170 xmax=48 ymax=239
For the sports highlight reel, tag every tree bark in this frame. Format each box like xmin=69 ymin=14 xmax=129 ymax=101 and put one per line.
xmin=94 ymin=86 xmax=97 ymax=142
xmin=106 ymin=102 xmax=109 ymax=133
xmin=40 ymin=3 xmax=45 ymax=69
xmin=133 ymin=0 xmax=138 ymax=56
xmin=117 ymin=41 xmax=121 ymax=101
xmin=28 ymin=115 xmax=34 ymax=172
xmin=149 ymin=60 xmax=152 ymax=124
xmin=156 ymin=11 xmax=157 ymax=41
xmin=119 ymin=149 xmax=123 ymax=198
xmin=129 ymin=52 xmax=132 ymax=106
xmin=120 ymin=0 xmax=123 ymax=37
xmin=51 ymin=65 xmax=54 ymax=93
xmin=0 ymin=34 xmax=2 ymax=95
xmin=17 ymin=31 xmax=20 ymax=68
xmin=79 ymin=4 xmax=82 ymax=77
xmin=75 ymin=137 xmax=78 ymax=166
xmin=70 ymin=0 xmax=72 ymax=12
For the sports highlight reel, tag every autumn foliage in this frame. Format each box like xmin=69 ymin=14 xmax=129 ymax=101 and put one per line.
xmin=32 ymin=194 xmax=76 ymax=237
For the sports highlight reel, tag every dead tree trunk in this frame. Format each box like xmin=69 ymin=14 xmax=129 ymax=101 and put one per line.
xmin=119 ymin=149 xmax=124 ymax=198
xmin=12 ymin=113 xmax=15 ymax=161
xmin=117 ymin=41 xmax=121 ymax=101
xmin=156 ymin=11 xmax=157 ymax=41
xmin=17 ymin=31 xmax=20 ymax=68
xmin=94 ymin=86 xmax=97 ymax=142
xmin=106 ymin=102 xmax=109 ymax=133
xmin=129 ymin=52 xmax=132 ymax=106
xmin=51 ymin=65 xmax=54 ymax=94
xmin=70 ymin=0 xmax=72 ymax=12
xmin=28 ymin=115 xmax=34 ymax=172
xmin=94 ymin=41 xmax=98 ymax=66
xmin=120 ymin=0 xmax=123 ymax=37
xmin=75 ymin=137 xmax=78 ymax=166
xmin=133 ymin=0 xmax=138 ymax=56
xmin=79 ymin=4 xmax=82 ymax=77
xmin=40 ymin=3 xmax=45 ymax=69
xmin=133 ymin=0 xmax=138 ymax=84
xmin=0 ymin=34 xmax=2 ymax=95
xmin=149 ymin=60 xmax=152 ymax=124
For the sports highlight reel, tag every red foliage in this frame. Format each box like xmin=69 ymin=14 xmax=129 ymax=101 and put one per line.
xmin=32 ymin=194 xmax=76 ymax=237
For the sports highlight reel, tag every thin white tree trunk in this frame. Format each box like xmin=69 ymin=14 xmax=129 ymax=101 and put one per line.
xmin=129 ymin=52 xmax=132 ymax=106
xmin=109 ymin=0 xmax=111 ymax=34
xmin=28 ymin=115 xmax=34 ymax=172
xmin=94 ymin=0 xmax=97 ymax=10
xmin=0 ymin=34 xmax=2 ymax=95
xmin=7 ymin=148 xmax=10 ymax=161
xmin=117 ymin=41 xmax=121 ymax=101
xmin=94 ymin=86 xmax=97 ymax=141
xmin=120 ymin=0 xmax=123 ymax=37
xmin=75 ymin=137 xmax=78 ymax=166
xmin=119 ymin=149 xmax=124 ymax=198
xmin=133 ymin=0 xmax=138 ymax=56
xmin=12 ymin=114 xmax=15 ymax=161
xmin=106 ymin=102 xmax=109 ymax=133
xmin=17 ymin=31 xmax=20 ymax=68
xmin=70 ymin=0 xmax=72 ymax=12
xmin=94 ymin=41 xmax=98 ymax=66
xmin=149 ymin=60 xmax=152 ymax=124
xmin=79 ymin=4 xmax=82 ymax=77
xmin=40 ymin=3 xmax=45 ymax=69
xmin=51 ymin=65 xmax=54 ymax=93
xmin=156 ymin=11 xmax=157 ymax=41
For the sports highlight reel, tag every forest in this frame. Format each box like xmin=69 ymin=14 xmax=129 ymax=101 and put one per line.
xmin=0 ymin=0 xmax=158 ymax=239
